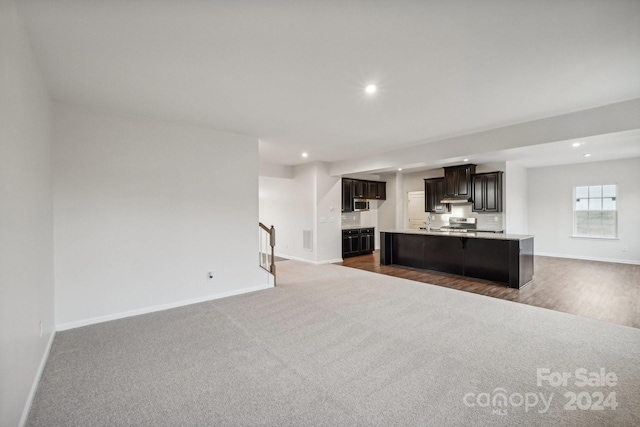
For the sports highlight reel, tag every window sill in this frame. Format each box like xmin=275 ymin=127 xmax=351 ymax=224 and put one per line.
xmin=571 ymin=235 xmax=619 ymax=241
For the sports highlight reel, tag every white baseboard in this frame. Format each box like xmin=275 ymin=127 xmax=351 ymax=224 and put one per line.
xmin=19 ymin=330 xmax=55 ymax=427
xmin=56 ymin=283 xmax=273 ymax=332
xmin=536 ymin=252 xmax=640 ymax=265
xmin=275 ymin=253 xmax=343 ymax=265
xmin=315 ymin=258 xmax=344 ymax=265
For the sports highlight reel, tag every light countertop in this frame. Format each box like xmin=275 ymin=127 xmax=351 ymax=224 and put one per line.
xmin=381 ymin=229 xmax=533 ymax=241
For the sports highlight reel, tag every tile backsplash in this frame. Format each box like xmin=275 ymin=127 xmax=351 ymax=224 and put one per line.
xmin=475 ymin=213 xmax=504 ymax=231
xmin=431 ymin=204 xmax=504 ymax=231
xmin=341 ymin=212 xmax=361 ymax=227
xmin=342 ymin=204 xmax=504 ymax=231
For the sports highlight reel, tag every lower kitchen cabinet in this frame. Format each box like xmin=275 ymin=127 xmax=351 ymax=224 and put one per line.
xmin=424 ymin=235 xmax=465 ymax=275
xmin=342 ymin=231 xmax=360 ymax=256
xmin=391 ymin=234 xmax=465 ymax=273
xmin=392 ymin=233 xmax=424 ymax=268
xmin=380 ymin=231 xmax=534 ymax=288
xmin=464 ymin=238 xmax=510 ymax=283
xmin=360 ymin=231 xmax=374 ymax=253
xmin=342 ymin=228 xmax=375 ymax=258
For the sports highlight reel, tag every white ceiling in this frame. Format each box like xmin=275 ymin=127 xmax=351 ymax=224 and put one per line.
xmin=471 ymin=129 xmax=640 ymax=169
xmin=16 ymin=0 xmax=640 ymax=170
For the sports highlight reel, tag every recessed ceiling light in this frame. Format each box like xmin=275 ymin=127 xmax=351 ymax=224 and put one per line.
xmin=397 ymin=168 xmax=403 ymax=171
xmin=365 ymin=84 xmax=377 ymax=94
xmin=572 ymin=142 xmax=583 ymax=147
xmin=463 ymin=158 xmax=469 ymax=162
xmin=301 ymin=152 xmax=308 ymax=158
xmin=584 ymin=153 xmax=592 ymax=157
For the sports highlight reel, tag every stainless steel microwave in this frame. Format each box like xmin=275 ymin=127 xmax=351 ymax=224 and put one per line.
xmin=353 ymin=199 xmax=370 ymax=211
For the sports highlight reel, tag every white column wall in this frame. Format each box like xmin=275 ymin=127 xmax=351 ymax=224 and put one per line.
xmin=504 ymin=162 xmax=528 ymax=234
xmin=377 ymin=173 xmax=397 ymax=233
xmin=314 ymin=162 xmax=342 ymax=262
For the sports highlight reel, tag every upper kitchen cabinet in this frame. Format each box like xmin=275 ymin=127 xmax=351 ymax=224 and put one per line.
xmin=367 ymin=181 xmax=386 ymax=200
xmin=443 ymin=164 xmax=476 ymax=200
xmin=342 ymin=178 xmax=354 ymax=212
xmin=472 ymin=171 xmax=503 ymax=212
xmin=352 ymin=180 xmax=368 ymax=199
xmin=342 ymin=179 xmax=386 ymax=212
xmin=424 ymin=178 xmax=450 ymax=213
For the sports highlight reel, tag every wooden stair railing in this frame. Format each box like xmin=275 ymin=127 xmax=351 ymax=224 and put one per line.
xmin=258 ymin=223 xmax=276 ymax=286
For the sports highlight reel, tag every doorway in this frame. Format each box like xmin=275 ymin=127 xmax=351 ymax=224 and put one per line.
xmin=407 ymin=191 xmax=427 ymax=230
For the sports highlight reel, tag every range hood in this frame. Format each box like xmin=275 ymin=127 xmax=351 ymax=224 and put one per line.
xmin=440 ymin=196 xmax=472 ymax=204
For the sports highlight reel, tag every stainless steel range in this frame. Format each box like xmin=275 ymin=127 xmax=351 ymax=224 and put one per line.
xmin=439 ymin=217 xmax=477 ymax=232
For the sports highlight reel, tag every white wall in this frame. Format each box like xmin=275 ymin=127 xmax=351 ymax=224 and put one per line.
xmin=0 ymin=0 xmax=55 ymax=425
xmin=259 ymin=164 xmax=315 ymax=262
xmin=528 ymin=157 xmax=640 ymax=263
xmin=259 ymin=161 xmax=293 ymax=179
xmin=259 ymin=162 xmax=342 ymax=264
xmin=259 ymin=175 xmax=308 ymax=260
xmin=315 ymin=163 xmax=342 ymax=261
xmin=505 ymin=162 xmax=528 ymax=234
xmin=53 ymin=103 xmax=268 ymax=328
xmin=377 ymin=173 xmax=398 ymax=232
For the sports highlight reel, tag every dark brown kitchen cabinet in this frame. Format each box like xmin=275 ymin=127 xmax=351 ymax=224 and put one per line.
xmin=424 ymin=178 xmax=450 ymax=213
xmin=423 ymin=234 xmax=464 ymax=275
xmin=352 ymin=180 xmax=368 ymax=199
xmin=443 ymin=164 xmax=476 ymax=199
xmin=392 ymin=233 xmax=425 ymax=268
xmin=342 ymin=229 xmax=361 ymax=256
xmin=342 ymin=179 xmax=386 ymax=212
xmin=380 ymin=231 xmax=534 ymax=289
xmin=367 ymin=181 xmax=386 ymax=200
xmin=360 ymin=228 xmax=375 ymax=253
xmin=342 ymin=228 xmax=375 ymax=258
xmin=472 ymin=172 xmax=503 ymax=212
xmin=342 ymin=178 xmax=354 ymax=212
xmin=464 ymin=238 xmax=509 ymax=283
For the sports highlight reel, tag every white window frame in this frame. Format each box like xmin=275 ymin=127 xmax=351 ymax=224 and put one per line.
xmin=572 ymin=184 xmax=618 ymax=240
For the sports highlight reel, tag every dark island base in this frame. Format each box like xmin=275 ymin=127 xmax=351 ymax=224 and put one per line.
xmin=380 ymin=232 xmax=534 ymax=289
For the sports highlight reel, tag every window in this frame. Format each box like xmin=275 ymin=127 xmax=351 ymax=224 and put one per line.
xmin=573 ymin=184 xmax=617 ymax=238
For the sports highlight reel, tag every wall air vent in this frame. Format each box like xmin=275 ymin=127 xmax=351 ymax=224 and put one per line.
xmin=303 ymin=230 xmax=313 ymax=252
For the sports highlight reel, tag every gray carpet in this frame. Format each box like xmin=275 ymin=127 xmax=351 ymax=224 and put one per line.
xmin=28 ymin=260 xmax=640 ymax=426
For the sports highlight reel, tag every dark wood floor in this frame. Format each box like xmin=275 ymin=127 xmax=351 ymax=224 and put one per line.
xmin=339 ymin=251 xmax=640 ymax=329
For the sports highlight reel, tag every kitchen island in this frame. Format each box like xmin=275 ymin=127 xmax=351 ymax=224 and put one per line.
xmin=380 ymin=230 xmax=534 ymax=289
